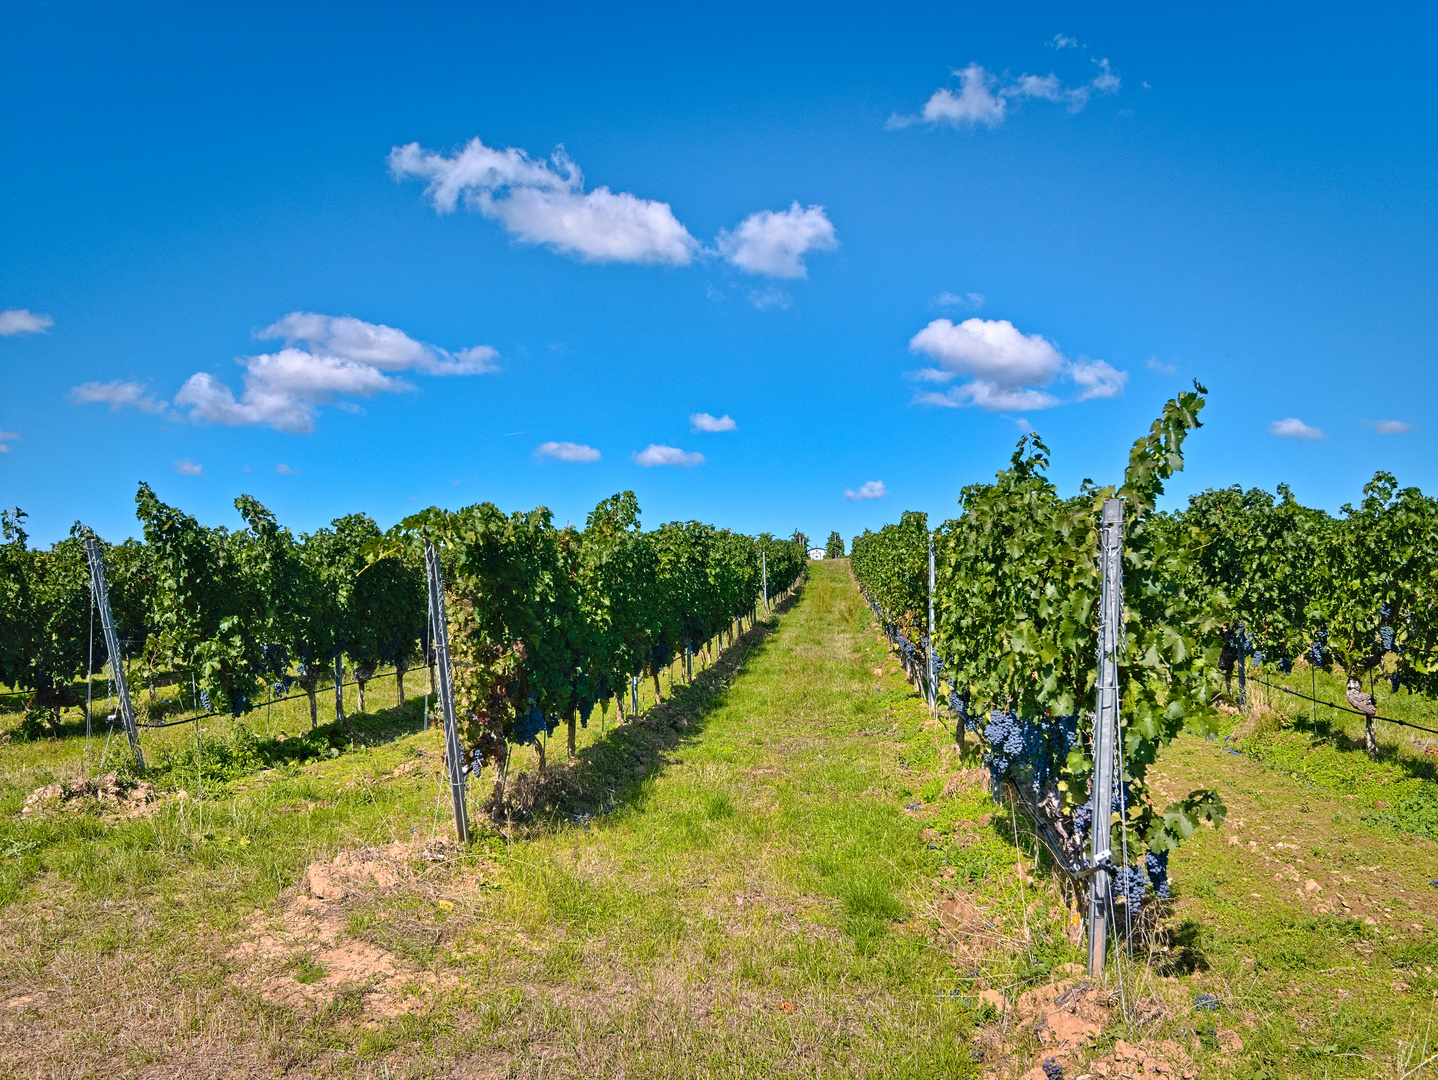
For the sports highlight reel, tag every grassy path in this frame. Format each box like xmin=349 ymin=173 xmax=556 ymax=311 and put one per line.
xmin=0 ymin=561 xmax=978 ymax=1079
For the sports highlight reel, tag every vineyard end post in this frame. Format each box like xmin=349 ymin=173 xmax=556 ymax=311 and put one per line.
xmin=762 ymin=550 xmax=768 ymax=613
xmin=927 ymin=535 xmax=937 ymax=717
xmin=424 ymin=542 xmax=470 ymax=845
xmin=1088 ymin=497 xmax=1124 ymax=978
xmin=84 ymin=538 xmax=144 ymax=771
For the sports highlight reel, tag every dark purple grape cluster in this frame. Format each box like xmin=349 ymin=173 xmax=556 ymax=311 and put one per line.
xmin=1144 ymin=849 xmax=1170 ymax=899
xmin=949 ymin=687 xmax=980 ymax=733
xmin=1072 ymin=804 xmax=1092 ymax=842
xmin=511 ymin=704 xmax=553 ymax=744
xmin=982 ymin=711 xmax=1081 ymax=797
xmin=1308 ymin=628 xmax=1329 ymax=666
xmin=1042 ymin=1059 xmax=1063 ymax=1080
xmin=1114 ymin=863 xmax=1146 ymax=908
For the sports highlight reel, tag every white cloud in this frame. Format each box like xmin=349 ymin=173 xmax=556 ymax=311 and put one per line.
xmin=748 ymin=286 xmax=792 ymax=311
xmin=715 ymin=202 xmax=837 ymax=279
xmin=891 ymin=56 xmax=1121 ymax=129
xmin=535 ymin=441 xmax=601 ymax=462
xmin=0 ymin=309 xmax=53 ymax=336
xmin=1371 ymin=420 xmax=1413 ymax=434
xmin=889 ymin=63 xmax=1006 ymax=129
xmin=937 ymin=291 xmax=985 ymax=309
xmin=1049 ymin=33 xmax=1081 ymax=50
xmin=276 ymin=463 xmax=299 ymax=475
xmin=1146 ymin=357 xmax=1178 ymax=375
xmin=633 ymin=444 xmax=704 ymax=467
xmin=172 ymin=312 xmax=497 ymax=433
xmin=908 ymin=317 xmax=1123 ymax=411
xmin=390 ymin=138 xmax=698 ymax=265
xmin=174 ymin=459 xmax=203 ymax=476
xmin=690 ymin=412 xmax=737 ymax=432
xmin=1269 ymin=418 xmax=1326 ymax=441
xmin=257 ymin=313 xmax=498 ymax=376
xmin=0 ymin=430 xmax=18 ymax=452
xmin=1070 ymin=359 xmax=1128 ymax=400
xmin=844 ymin=480 xmax=887 ymax=501
xmin=910 ymin=318 xmax=1066 ymax=387
xmin=69 ymin=380 xmax=169 ymax=414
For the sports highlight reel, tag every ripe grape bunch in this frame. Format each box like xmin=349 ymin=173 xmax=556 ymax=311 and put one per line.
xmin=1374 ymin=603 xmax=1397 ymax=655
xmin=1114 ymin=864 xmax=1146 ymax=908
xmin=1145 ymin=849 xmax=1170 ymax=899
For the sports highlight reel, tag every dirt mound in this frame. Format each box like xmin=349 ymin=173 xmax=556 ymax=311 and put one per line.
xmin=228 ymin=838 xmax=469 ymax=1021
xmin=22 ymin=773 xmax=157 ymax=818
xmin=970 ymin=976 xmax=1215 ymax=1079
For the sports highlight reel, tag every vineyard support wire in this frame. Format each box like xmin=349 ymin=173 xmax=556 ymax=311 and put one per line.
xmin=1250 ymin=675 xmax=1438 ymax=737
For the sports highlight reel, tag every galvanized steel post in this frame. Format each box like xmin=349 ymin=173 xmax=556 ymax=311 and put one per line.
xmin=1087 ymin=498 xmax=1124 ymax=977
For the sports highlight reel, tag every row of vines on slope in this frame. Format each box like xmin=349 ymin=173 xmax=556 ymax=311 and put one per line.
xmin=0 ymin=490 xmax=806 ymax=766
xmin=1157 ymin=476 xmax=1438 ymax=755
xmin=390 ymin=493 xmax=807 ymax=794
xmin=851 ymin=386 xmax=1226 ymax=910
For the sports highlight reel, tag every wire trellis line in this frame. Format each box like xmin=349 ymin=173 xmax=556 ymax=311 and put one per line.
xmin=1251 ymin=675 xmax=1438 ymax=737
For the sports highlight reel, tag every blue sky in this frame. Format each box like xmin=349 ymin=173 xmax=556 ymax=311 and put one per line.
xmin=3 ymin=1 xmax=1434 ymax=546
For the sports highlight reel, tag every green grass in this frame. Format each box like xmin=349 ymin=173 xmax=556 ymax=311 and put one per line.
xmin=0 ymin=566 xmax=1435 ymax=1079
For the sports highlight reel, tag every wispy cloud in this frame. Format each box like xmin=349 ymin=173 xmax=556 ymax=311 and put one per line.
xmin=1369 ymin=419 xmax=1413 ymax=435
xmin=936 ymin=291 xmax=985 ymax=310
xmin=889 ymin=56 xmax=1121 ymax=129
xmin=844 ymin=480 xmax=887 ymax=501
xmin=908 ymin=317 xmax=1125 ymax=411
xmin=1048 ymin=33 xmax=1081 ymax=50
xmin=392 ymin=138 xmax=838 ymax=280
xmin=168 ymin=312 xmax=497 ymax=434
xmin=633 ymin=444 xmax=704 ymax=467
xmin=1070 ymin=359 xmax=1128 ymax=401
xmin=535 ymin=441 xmax=601 ymax=462
xmin=715 ymin=203 xmax=837 ymax=279
xmin=276 ymin=463 xmax=300 ymax=475
xmin=1269 ymin=418 xmax=1326 ymax=441
xmin=0 ymin=309 xmax=53 ymax=336
xmin=174 ymin=459 xmax=203 ymax=476
xmin=747 ymin=286 xmax=793 ymax=311
xmin=0 ymin=430 xmax=18 ymax=453
xmin=390 ymin=138 xmax=698 ymax=265
xmin=69 ymin=380 xmax=170 ymax=414
xmin=690 ymin=412 xmax=737 ymax=432
xmin=915 ymin=385 xmax=1062 ymax=410
xmin=1146 ymin=357 xmax=1178 ymax=375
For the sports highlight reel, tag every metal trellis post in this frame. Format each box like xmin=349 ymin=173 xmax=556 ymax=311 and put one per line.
xmin=424 ymin=542 xmax=470 ymax=845
xmin=927 ymin=536 xmax=937 ymax=716
xmin=84 ymin=538 xmax=144 ymax=770
xmin=762 ymin=550 xmax=768 ymax=614
xmin=1087 ymin=498 xmax=1123 ymax=978
xmin=334 ymin=655 xmax=344 ymax=723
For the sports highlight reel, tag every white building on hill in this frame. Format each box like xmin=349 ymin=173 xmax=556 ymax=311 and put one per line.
xmin=808 ymin=547 xmax=826 ymax=560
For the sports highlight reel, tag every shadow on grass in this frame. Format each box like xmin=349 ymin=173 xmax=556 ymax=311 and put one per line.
xmin=516 ymin=583 xmax=807 ymax=828
xmin=1281 ymin=712 xmax=1438 ymax=785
